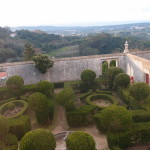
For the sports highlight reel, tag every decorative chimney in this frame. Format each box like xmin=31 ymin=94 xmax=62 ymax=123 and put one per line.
xmin=124 ymin=41 xmax=129 ymax=53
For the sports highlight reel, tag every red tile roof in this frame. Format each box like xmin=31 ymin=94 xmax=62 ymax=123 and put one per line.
xmin=0 ymin=72 xmax=7 ymax=78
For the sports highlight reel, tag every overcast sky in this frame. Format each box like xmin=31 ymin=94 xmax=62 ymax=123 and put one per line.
xmin=0 ymin=0 xmax=150 ymax=27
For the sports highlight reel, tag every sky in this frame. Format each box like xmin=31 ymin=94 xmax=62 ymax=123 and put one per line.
xmin=0 ymin=0 xmax=150 ymax=27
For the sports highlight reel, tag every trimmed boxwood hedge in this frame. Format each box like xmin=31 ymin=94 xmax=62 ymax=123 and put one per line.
xmin=130 ymin=110 xmax=150 ymax=123
xmin=107 ymin=122 xmax=150 ymax=149
xmin=66 ymin=105 xmax=98 ymax=127
xmin=96 ymin=89 xmax=112 ymax=95
xmin=85 ymin=94 xmax=118 ymax=109
xmin=0 ymin=97 xmax=17 ymax=106
xmin=117 ymin=87 xmax=141 ymax=110
xmin=80 ymin=90 xmax=93 ymax=101
xmin=0 ymin=100 xmax=28 ymax=119
xmin=8 ymin=115 xmax=31 ymax=140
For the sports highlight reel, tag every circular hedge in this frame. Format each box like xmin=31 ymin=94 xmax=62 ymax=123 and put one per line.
xmin=0 ymin=100 xmax=28 ymax=119
xmin=114 ymin=73 xmax=130 ymax=88
xmin=6 ymin=76 xmax=24 ymax=90
xmin=66 ymin=131 xmax=96 ymax=150
xmin=20 ymin=129 xmax=56 ymax=150
xmin=85 ymin=94 xmax=118 ymax=108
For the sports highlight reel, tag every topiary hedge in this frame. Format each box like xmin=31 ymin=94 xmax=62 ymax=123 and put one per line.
xmin=37 ymin=81 xmax=54 ymax=98
xmin=6 ymin=76 xmax=24 ymax=90
xmin=0 ymin=100 xmax=28 ymax=119
xmin=94 ymin=105 xmax=133 ymax=133
xmin=66 ymin=105 xmax=98 ymax=127
xmin=19 ymin=129 xmax=56 ymax=150
xmin=85 ymin=94 xmax=118 ymax=109
xmin=107 ymin=122 xmax=150 ymax=149
xmin=8 ymin=115 xmax=31 ymax=140
xmin=130 ymin=110 xmax=150 ymax=123
xmin=80 ymin=90 xmax=93 ymax=101
xmin=66 ymin=131 xmax=96 ymax=150
xmin=117 ymin=87 xmax=141 ymax=110
xmin=96 ymin=89 xmax=112 ymax=95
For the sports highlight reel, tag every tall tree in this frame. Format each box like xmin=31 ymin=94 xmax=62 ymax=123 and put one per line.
xmin=23 ymin=42 xmax=35 ymax=61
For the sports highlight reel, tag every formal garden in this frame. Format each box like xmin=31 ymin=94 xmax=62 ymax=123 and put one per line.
xmin=1 ymin=64 xmax=150 ymax=150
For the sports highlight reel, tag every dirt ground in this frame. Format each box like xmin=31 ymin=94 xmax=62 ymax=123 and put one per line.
xmin=51 ymin=105 xmax=109 ymax=150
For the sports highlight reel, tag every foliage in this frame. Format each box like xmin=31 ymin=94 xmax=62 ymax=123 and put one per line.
xmin=107 ymin=122 xmax=150 ymax=149
xmin=4 ymin=134 xmax=18 ymax=147
xmin=0 ymin=100 xmax=28 ymax=119
xmin=0 ymin=88 xmax=15 ymax=101
xmin=0 ymin=97 xmax=16 ymax=106
xmin=8 ymin=115 xmax=31 ymax=140
xmin=117 ymin=87 xmax=141 ymax=110
xmin=19 ymin=129 xmax=56 ymax=150
xmin=28 ymin=92 xmax=49 ymax=112
xmin=32 ymin=54 xmax=53 ymax=74
xmin=96 ymin=89 xmax=112 ymax=95
xmin=66 ymin=105 xmax=97 ymax=127
xmin=130 ymin=110 xmax=150 ymax=123
xmin=94 ymin=105 xmax=133 ymax=133
xmin=79 ymin=47 xmax=99 ymax=56
xmin=0 ymin=117 xmax=9 ymax=140
xmin=57 ymin=88 xmax=75 ymax=107
xmin=114 ymin=73 xmax=130 ymax=89
xmin=80 ymin=90 xmax=93 ymax=101
xmin=81 ymin=70 xmax=96 ymax=84
xmin=66 ymin=131 xmax=96 ymax=150
xmin=106 ymin=67 xmax=124 ymax=89
xmin=37 ymin=81 xmax=54 ymax=98
xmin=102 ymin=61 xmax=108 ymax=75
xmin=6 ymin=102 xmax=15 ymax=110
xmin=6 ymin=76 xmax=24 ymax=90
xmin=23 ymin=42 xmax=35 ymax=61
xmin=129 ymin=82 xmax=150 ymax=103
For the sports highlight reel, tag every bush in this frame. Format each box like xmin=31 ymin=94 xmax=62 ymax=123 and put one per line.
xmin=21 ymin=84 xmax=37 ymax=95
xmin=94 ymin=105 xmax=133 ymax=133
xmin=107 ymin=122 xmax=150 ymax=149
xmin=66 ymin=105 xmax=97 ymax=127
xmin=37 ymin=81 xmax=54 ymax=98
xmin=81 ymin=70 xmax=96 ymax=84
xmin=0 ymin=117 xmax=9 ymax=140
xmin=85 ymin=94 xmax=118 ymax=109
xmin=28 ymin=92 xmax=49 ymax=112
xmin=130 ymin=110 xmax=150 ymax=123
xmin=57 ymin=88 xmax=74 ymax=107
xmin=6 ymin=76 xmax=24 ymax=90
xmin=114 ymin=73 xmax=130 ymax=89
xmin=32 ymin=54 xmax=54 ymax=74
xmin=79 ymin=82 xmax=90 ymax=93
xmin=6 ymin=102 xmax=15 ymax=110
xmin=107 ymin=67 xmax=124 ymax=89
xmin=8 ymin=115 xmax=31 ymax=140
xmin=96 ymin=89 xmax=112 ymax=95
xmin=0 ymin=88 xmax=15 ymax=101
xmin=66 ymin=131 xmax=96 ymax=150
xmin=5 ymin=134 xmax=18 ymax=147
xmin=129 ymin=82 xmax=150 ymax=103
xmin=117 ymin=87 xmax=141 ymax=110
xmin=19 ymin=129 xmax=56 ymax=150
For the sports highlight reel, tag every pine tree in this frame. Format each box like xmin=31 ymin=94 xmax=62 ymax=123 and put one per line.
xmin=23 ymin=42 xmax=35 ymax=61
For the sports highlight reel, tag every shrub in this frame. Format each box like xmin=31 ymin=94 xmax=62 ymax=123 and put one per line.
xmin=94 ymin=105 xmax=133 ymax=133
xmin=6 ymin=76 xmax=24 ymax=90
xmin=8 ymin=115 xmax=31 ymax=140
xmin=96 ymin=89 xmax=112 ymax=95
xmin=0 ymin=88 xmax=15 ymax=101
xmin=66 ymin=131 xmax=96 ymax=150
xmin=21 ymin=84 xmax=37 ymax=95
xmin=80 ymin=90 xmax=93 ymax=101
xmin=6 ymin=102 xmax=15 ymax=110
xmin=19 ymin=129 xmax=56 ymax=150
xmin=107 ymin=67 xmax=124 ymax=89
xmin=32 ymin=54 xmax=53 ymax=74
xmin=79 ymin=82 xmax=90 ymax=93
xmin=28 ymin=92 xmax=49 ymax=112
xmin=81 ymin=70 xmax=96 ymax=85
xmin=5 ymin=134 xmax=18 ymax=147
xmin=37 ymin=81 xmax=54 ymax=98
xmin=66 ymin=105 xmax=97 ymax=127
xmin=130 ymin=110 xmax=150 ymax=123
xmin=129 ymin=82 xmax=150 ymax=104
xmin=114 ymin=73 xmax=130 ymax=89
xmin=0 ymin=117 xmax=9 ymax=140
xmin=57 ymin=88 xmax=74 ymax=107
